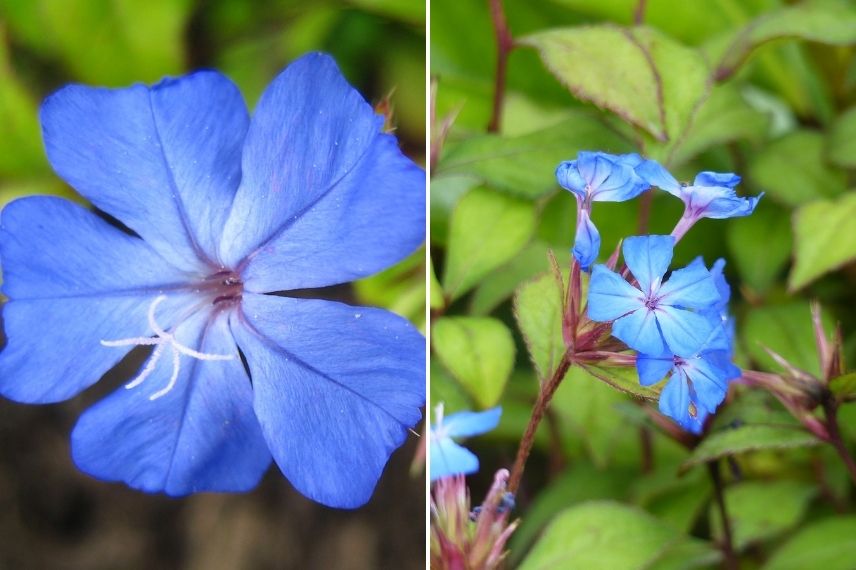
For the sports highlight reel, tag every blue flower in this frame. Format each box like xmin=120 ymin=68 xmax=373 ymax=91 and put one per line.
xmin=430 ymin=405 xmax=501 ymax=481
xmin=0 ymin=53 xmax=426 ymax=508
xmin=556 ymin=151 xmax=648 ymax=203
xmin=635 ymin=257 xmax=740 ymax=433
xmin=637 ymin=348 xmax=741 ymax=433
xmin=588 ymin=235 xmax=721 ymax=357
xmin=636 ymin=160 xmax=762 ymax=239
xmin=556 ymin=152 xmax=649 ymax=269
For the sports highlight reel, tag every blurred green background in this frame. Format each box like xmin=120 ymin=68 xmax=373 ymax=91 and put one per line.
xmin=0 ymin=1 xmax=426 ymax=569
xmin=430 ymin=0 xmax=856 ymax=568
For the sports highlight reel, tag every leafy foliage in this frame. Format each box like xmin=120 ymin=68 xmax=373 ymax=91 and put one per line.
xmin=431 ymin=0 xmax=856 ymax=566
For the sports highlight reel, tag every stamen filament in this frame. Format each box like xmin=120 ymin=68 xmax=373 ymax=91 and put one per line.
xmin=100 ymin=295 xmax=234 ymax=399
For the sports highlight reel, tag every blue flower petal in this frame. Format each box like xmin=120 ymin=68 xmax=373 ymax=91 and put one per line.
xmin=573 ymin=208 xmax=601 ymax=270
xmin=693 ymin=171 xmax=741 ymax=188
xmin=659 ymin=372 xmax=705 ymax=433
xmin=430 ymin=438 xmax=479 ymax=481
xmin=636 ymin=159 xmax=681 ymax=195
xmin=220 ymin=53 xmax=425 ymax=290
xmin=612 ymin=308 xmax=665 ymax=355
xmin=0 ymin=197 xmax=195 ymax=403
xmin=658 ymin=262 xmax=720 ymax=309
xmin=239 ymin=133 xmax=425 ymax=292
xmin=70 ymin=312 xmax=272 ymax=495
xmin=623 ymin=235 xmax=674 ymax=294
xmin=556 ymin=160 xmax=586 ymax=198
xmin=701 ymin=192 xmax=762 ymax=219
xmin=636 ymin=352 xmax=674 ymax=386
xmin=40 ymin=71 xmax=248 ymax=268
xmin=440 ymin=407 xmax=502 ymax=438
xmin=680 ymin=353 xmax=731 ymax=414
xmin=588 ymin=265 xmax=644 ymax=322
xmin=231 ymin=293 xmax=425 ymax=508
xmin=655 ymin=306 xmax=714 ymax=357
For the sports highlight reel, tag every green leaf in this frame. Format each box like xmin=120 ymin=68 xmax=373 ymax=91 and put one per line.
xmin=709 ymin=0 xmax=856 ymax=78
xmin=442 ymin=187 xmax=536 ymax=301
xmin=522 ymin=25 xmax=709 ymax=142
xmin=682 ymin=425 xmax=820 ymax=471
xmin=632 ymin=467 xmax=710 ymax=533
xmin=471 ymin=243 xmax=569 ymax=316
xmin=431 ymin=316 xmax=515 ymax=408
xmin=429 ymin=356 xmax=473 ymax=414
xmin=827 ymin=106 xmax=856 ymax=168
xmin=790 ymin=192 xmax=856 ymax=291
xmin=508 ymin=465 xmax=636 ymax=567
xmin=513 ymin=271 xmax=566 ymax=382
xmin=830 ymin=372 xmax=856 ymax=403
xmin=710 ymin=480 xmax=816 ymax=550
xmin=671 ymin=83 xmax=770 ymax=167
xmin=552 ymin=367 xmax=631 ymax=468
xmin=437 ymin=112 xmax=632 ymax=198
xmin=518 ymin=501 xmax=686 ymax=570
xmin=742 ymin=302 xmax=834 ymax=377
xmin=726 ymin=202 xmax=792 ymax=294
xmin=749 ymin=130 xmax=846 ymax=207
xmin=763 ymin=516 xmax=856 ymax=570
xmin=580 ymin=363 xmax=661 ymax=401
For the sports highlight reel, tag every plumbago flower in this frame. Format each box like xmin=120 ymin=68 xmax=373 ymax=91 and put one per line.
xmin=430 ymin=403 xmax=501 ymax=481
xmin=0 ymin=53 xmax=426 ymax=508
xmin=555 ymin=151 xmax=649 ymax=269
xmin=588 ymin=236 xmax=744 ymax=431
xmin=636 ymin=160 xmax=762 ymax=240
xmin=588 ymin=235 xmax=720 ymax=357
xmin=635 ymin=259 xmax=741 ymax=432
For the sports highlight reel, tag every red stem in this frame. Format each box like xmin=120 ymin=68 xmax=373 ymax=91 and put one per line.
xmin=507 ymin=351 xmax=572 ymax=494
xmin=487 ymin=0 xmax=513 ymax=133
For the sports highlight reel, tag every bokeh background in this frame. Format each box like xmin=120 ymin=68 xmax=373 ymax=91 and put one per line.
xmin=431 ymin=0 xmax=856 ymax=567
xmin=0 ymin=1 xmax=426 ymax=568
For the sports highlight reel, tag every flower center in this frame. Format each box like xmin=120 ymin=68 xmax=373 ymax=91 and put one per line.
xmin=206 ymin=270 xmax=243 ymax=306
xmin=643 ymin=294 xmax=660 ymax=310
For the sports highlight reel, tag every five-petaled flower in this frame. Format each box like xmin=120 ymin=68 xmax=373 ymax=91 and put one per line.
xmin=588 ymin=235 xmax=720 ymax=358
xmin=430 ymin=403 xmax=501 ymax=481
xmin=0 ymin=53 xmax=426 ymax=508
xmin=555 ymin=151 xmax=649 ymax=270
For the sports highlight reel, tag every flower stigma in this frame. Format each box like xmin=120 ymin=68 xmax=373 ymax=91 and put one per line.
xmin=100 ymin=295 xmax=234 ymax=400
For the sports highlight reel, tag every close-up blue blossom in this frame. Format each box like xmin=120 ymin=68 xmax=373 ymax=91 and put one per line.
xmin=0 ymin=53 xmax=426 ymax=509
xmin=588 ymin=235 xmax=721 ymax=358
xmin=430 ymin=404 xmax=501 ymax=481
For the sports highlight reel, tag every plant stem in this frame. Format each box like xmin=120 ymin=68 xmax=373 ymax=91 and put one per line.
xmin=708 ymin=461 xmax=738 ymax=570
xmin=822 ymin=398 xmax=856 ymax=485
xmin=634 ymin=0 xmax=647 ymax=24
xmin=507 ymin=351 xmax=572 ymax=494
xmin=487 ymin=0 xmax=513 ymax=133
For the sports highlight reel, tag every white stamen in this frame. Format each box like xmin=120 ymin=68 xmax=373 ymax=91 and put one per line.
xmin=100 ymin=295 xmax=234 ymax=399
